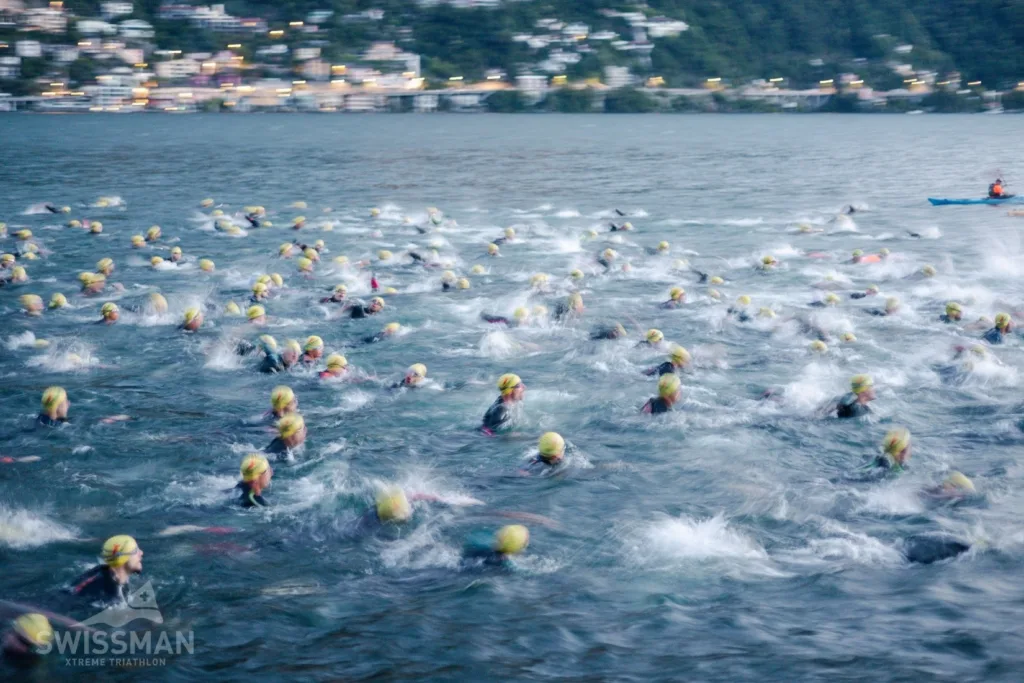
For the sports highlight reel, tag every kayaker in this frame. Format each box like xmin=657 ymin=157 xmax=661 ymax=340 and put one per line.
xmin=989 ymin=179 xmax=1005 ymax=198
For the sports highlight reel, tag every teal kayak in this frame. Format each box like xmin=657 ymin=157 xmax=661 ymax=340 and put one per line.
xmin=929 ymin=195 xmax=1023 ymax=206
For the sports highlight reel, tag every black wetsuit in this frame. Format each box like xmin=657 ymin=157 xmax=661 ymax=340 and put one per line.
xmin=319 ymin=295 xmax=345 ymax=304
xmin=836 ymin=392 xmax=870 ymax=418
xmin=590 ymin=326 xmax=625 ymax=340
xmin=350 ymin=305 xmax=375 ymax=319
xmin=259 ymin=353 xmax=286 ymax=374
xmin=482 ymin=398 xmax=512 ymax=432
xmin=867 ymin=308 xmax=889 ymax=317
xmin=645 ymin=361 xmax=676 ymax=377
xmin=596 ymin=258 xmax=612 ymax=271
xmin=481 ymin=314 xmax=511 ymax=325
xmin=236 ymin=482 xmax=269 ymax=508
xmin=642 ymin=397 xmax=672 ymax=414
xmin=659 ymin=300 xmax=682 ymax=310
xmin=45 ymin=204 xmax=60 ymax=214
xmin=849 ymin=291 xmax=872 ymax=299
xmin=903 ymin=535 xmax=970 ymax=564
xmin=68 ymin=565 xmax=127 ymax=603
xmin=983 ymin=327 xmax=1005 ymax=344
xmin=871 ymin=454 xmax=904 ymax=473
xmin=36 ymin=414 xmax=67 ymax=427
xmin=727 ymin=307 xmax=752 ymax=323
xmin=362 ymin=332 xmax=390 ymax=344
xmin=265 ymin=438 xmax=291 ymax=456
xmin=939 ymin=314 xmax=960 ymax=324
xmin=245 ymin=214 xmax=261 ymax=228
xmin=461 ymin=544 xmax=512 ymax=568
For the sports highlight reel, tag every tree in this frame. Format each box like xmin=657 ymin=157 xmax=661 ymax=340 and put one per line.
xmin=604 ymin=87 xmax=658 ymax=113
xmin=546 ymin=88 xmax=593 ymax=113
xmin=485 ymin=89 xmax=526 ymax=112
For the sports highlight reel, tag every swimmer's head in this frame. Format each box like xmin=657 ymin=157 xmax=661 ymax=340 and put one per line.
xmin=658 ymin=373 xmax=681 ymax=400
xmin=12 ymin=613 xmax=53 ymax=652
xmin=995 ymin=312 xmax=1012 ymax=332
xmin=48 ymin=292 xmax=67 ymax=309
xmin=327 ymin=354 xmax=347 ymax=372
xmin=100 ymin=302 xmax=119 ymax=321
xmin=96 ymin=258 xmax=114 ymax=275
xmin=669 ymin=344 xmax=691 ymax=366
xmin=406 ymin=363 xmax=427 ymax=385
xmin=921 ymin=264 xmax=937 ymax=277
xmin=498 ymin=373 xmax=523 ymax=396
xmin=199 ymin=259 xmax=215 ymax=272
xmin=240 ymin=453 xmax=270 ymax=483
xmin=277 ymin=413 xmax=305 ymax=439
xmin=810 ymin=340 xmax=828 ymax=353
xmin=669 ymin=287 xmax=685 ymax=302
xmin=247 ymin=305 xmax=266 ymax=322
xmin=736 ymin=295 xmax=751 ymax=307
xmin=842 ymin=332 xmax=857 ymax=343
xmin=493 ymin=524 xmax=529 ymax=555
xmin=824 ymin=293 xmax=840 ymax=306
xmin=19 ymin=294 xmax=43 ymax=315
xmin=945 ymin=301 xmax=962 ymax=319
xmin=885 ymin=297 xmax=900 ymax=313
xmin=658 ymin=241 xmax=670 ymax=253
xmin=457 ymin=277 xmax=470 ymax=290
xmin=376 ymin=488 xmax=412 ymax=523
xmin=569 ymin=269 xmax=584 ymax=281
xmin=851 ymin=374 xmax=874 ymax=396
xmin=101 ymin=534 xmax=140 ymax=569
xmin=538 ymin=431 xmax=565 ymax=463
xmin=304 ymin=335 xmax=324 ymax=353
xmin=943 ymin=471 xmax=975 ymax=494
xmin=378 ymin=249 xmax=392 ymax=261
xmin=882 ymin=427 xmax=911 ymax=461
xmin=646 ymin=328 xmax=664 ymax=344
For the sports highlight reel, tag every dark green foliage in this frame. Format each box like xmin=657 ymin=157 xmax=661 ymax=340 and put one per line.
xmin=485 ymin=89 xmax=527 ymax=112
xmin=603 ymin=86 xmax=657 ymax=112
xmin=546 ymin=87 xmax=593 ymax=112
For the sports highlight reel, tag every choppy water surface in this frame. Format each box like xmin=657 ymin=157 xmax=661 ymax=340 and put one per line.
xmin=2 ymin=114 xmax=1024 ymax=681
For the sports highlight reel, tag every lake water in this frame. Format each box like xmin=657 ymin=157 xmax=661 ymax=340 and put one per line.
xmin=2 ymin=113 xmax=1024 ymax=681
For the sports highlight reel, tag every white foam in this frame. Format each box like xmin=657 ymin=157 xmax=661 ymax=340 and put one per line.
xmin=0 ymin=505 xmax=79 ymax=548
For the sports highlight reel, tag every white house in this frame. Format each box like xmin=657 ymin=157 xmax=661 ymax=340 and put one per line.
xmin=516 ymin=74 xmax=547 ymax=102
xmin=294 ymin=47 xmax=321 ymax=61
xmin=118 ymin=47 xmax=144 ymax=65
xmin=563 ymin=23 xmax=588 ymax=37
xmin=307 ymin=10 xmax=334 ymax=24
xmin=155 ymin=58 xmax=200 ymax=80
xmin=77 ymin=19 xmax=118 ymax=35
xmin=15 ymin=40 xmax=41 ymax=57
xmin=48 ymin=45 xmax=79 ymax=63
xmin=603 ymin=66 xmax=633 ymax=88
xmin=255 ymin=44 xmax=288 ymax=58
xmin=20 ymin=7 xmax=66 ymax=33
xmin=0 ymin=55 xmax=20 ymax=79
xmin=101 ymin=2 xmax=133 ymax=18
xmin=302 ymin=59 xmax=330 ymax=81
xmin=120 ymin=19 xmax=154 ymax=40
xmin=645 ymin=18 xmax=688 ymax=39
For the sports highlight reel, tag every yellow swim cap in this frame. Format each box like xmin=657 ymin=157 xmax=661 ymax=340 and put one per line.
xmin=569 ymin=269 xmax=584 ymax=281
xmin=247 ymin=305 xmax=265 ymax=320
xmin=670 ymin=345 xmax=691 ymax=365
xmin=277 ymin=413 xmax=305 ymax=438
xmin=885 ymin=297 xmax=900 ymax=311
xmin=995 ymin=312 xmax=1011 ymax=330
xmin=49 ymin=292 xmax=67 ymax=309
xmin=378 ymin=250 xmax=392 ymax=261
xmin=944 ymin=471 xmax=975 ymax=493
xmin=20 ymin=294 xmax=42 ymax=312
xmin=670 ymin=287 xmax=685 ymax=301
xmin=96 ymin=257 xmax=114 ymax=273
xmin=146 ymin=226 xmax=161 ymax=241
xmin=498 ymin=373 xmax=522 ymax=395
xmin=200 ymin=198 xmax=214 ymax=208
xmin=240 ymin=453 xmax=269 ymax=482
xmin=568 ymin=292 xmax=583 ymax=308
xmin=441 ymin=270 xmax=456 ymax=283
xmin=304 ymin=335 xmax=324 ymax=352
xmin=658 ymin=241 xmax=670 ymax=252
xmin=41 ymin=386 xmax=66 ymax=411
xmin=602 ymin=248 xmax=617 ymax=260
xmin=259 ymin=335 xmax=278 ymax=352
xmin=0 ymin=253 xmax=14 ymax=265
xmin=376 ymin=488 xmax=412 ymax=523
xmin=457 ymin=277 xmax=470 ymax=290
xmin=539 ymin=431 xmax=565 ymax=459
xmin=842 ymin=332 xmax=857 ymax=342
xmin=762 ymin=255 xmax=776 ymax=265
xmin=150 ymin=256 xmax=164 ymax=266
xmin=370 ymin=207 xmax=381 ymax=217
xmin=658 ymin=373 xmax=681 ymax=398
xmin=252 ymin=282 xmax=268 ymax=296
xmin=199 ymin=259 xmax=215 ymax=272
xmin=471 ymin=264 xmax=486 ymax=275
xmin=303 ymin=247 xmax=318 ymax=261
xmin=292 ymin=216 xmax=306 ymax=227
xmin=825 ymin=293 xmax=840 ymax=306
xmin=383 ymin=322 xmax=401 ymax=335
xmin=170 ymin=246 xmax=182 ymax=257
xmin=408 ymin=363 xmax=427 ymax=378
xmin=737 ymin=295 xmax=751 ymax=306
xmin=327 ymin=354 xmax=348 ymax=371
xmin=89 ymin=222 xmax=103 ymax=234
xmin=646 ymin=328 xmax=664 ymax=343
xmin=225 ymin=301 xmax=241 ymax=315
xmin=532 ymin=305 xmax=548 ymax=317
xmin=284 ymin=339 xmax=301 ymax=355
xmin=15 ymin=229 xmax=31 ymax=240
xmin=504 ymin=227 xmax=516 ymax=238
xmin=921 ymin=265 xmax=937 ymax=277
xmin=487 ymin=243 xmax=500 ymax=255
xmin=333 ymin=283 xmax=348 ymax=294
xmin=279 ymin=243 xmax=294 ymax=257
xmin=13 ymin=613 xmax=53 ymax=650
xmin=10 ymin=265 xmax=26 ymax=281
xmin=882 ymin=427 xmax=911 ymax=456
xmin=101 ymin=302 xmax=118 ymax=317
xmin=183 ymin=307 xmax=201 ymax=325
xmin=297 ymin=257 xmax=313 ymax=272
xmin=131 ymin=235 xmax=145 ymax=247
xmin=758 ymin=307 xmax=775 ymax=318
xmin=513 ymin=307 xmax=529 ymax=321
xmin=867 ymin=285 xmax=880 ymax=295
xmin=371 ymin=296 xmax=385 ymax=308
xmin=68 ymin=219 xmax=82 ymax=228
xmin=102 ymin=534 xmax=139 ymax=567
xmin=879 ymin=247 xmax=890 ymax=256
xmin=710 ymin=276 xmax=724 ymax=285
xmin=946 ymin=301 xmax=962 ymax=315
xmin=494 ymin=524 xmax=529 ymax=555
xmin=852 ymin=249 xmax=863 ymax=257
xmin=851 ymin=374 xmax=873 ymax=394
xmin=810 ymin=340 xmax=828 ymax=353
xmin=530 ymin=273 xmax=548 ymax=287
xmin=708 ymin=289 xmax=722 ymax=300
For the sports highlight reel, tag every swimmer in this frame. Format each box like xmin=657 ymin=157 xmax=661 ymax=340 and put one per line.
xmin=660 ymin=287 xmax=686 ymax=309
xmin=481 ymin=307 xmax=529 ymax=327
xmin=181 ymin=307 xmax=203 ymax=332
xmin=867 ymin=297 xmax=900 ymax=317
xmin=319 ymin=354 xmax=348 ymax=379
xmin=301 ymin=335 xmax=324 ymax=365
xmin=610 ymin=221 xmax=633 ymax=232
xmin=269 ymin=385 xmax=297 ymax=419
xmin=19 ymin=294 xmax=43 ymax=316
xmin=637 ymin=328 xmax=666 ymax=349
xmin=266 ymin=413 xmax=306 ymax=456
xmin=901 ymin=535 xmax=971 ymax=564
xmin=348 ymin=296 xmax=385 ymax=319
xmin=320 ymin=284 xmax=347 ymax=304
xmin=921 ymin=471 xmax=976 ymax=502
xmin=257 ymin=336 xmax=286 ymax=374
xmin=251 ymin=282 xmax=269 ymax=302
xmin=280 ymin=340 xmax=301 ymax=369
xmin=169 ymin=246 xmax=183 ymax=263
xmin=78 ymin=273 xmax=105 ymax=296
xmin=553 ymin=292 xmax=584 ymax=321
xmin=644 ymin=344 xmax=691 ymax=377
xmin=362 ymin=321 xmax=401 ymax=344
xmin=983 ymin=312 xmax=1012 ymax=344
xmin=236 ymin=454 xmax=272 ymax=508
xmin=441 ymin=270 xmax=456 ymax=291
xmin=809 ymin=292 xmax=841 ymax=308
xmin=939 ymin=301 xmax=963 ymax=323
xmin=67 ymin=535 xmax=143 ymax=603
xmin=597 ymin=248 xmax=617 ymax=271
xmin=96 ymin=257 xmax=114 ymax=276
xmin=38 ymin=386 xmax=69 ymax=427
xmin=462 ymin=524 xmax=530 ymax=568
xmin=247 ymin=305 xmax=266 ymax=325
xmin=590 ymin=322 xmax=627 ymax=340
xmin=759 ymin=255 xmax=778 ymax=270
xmin=642 ymin=373 xmax=681 ymax=414
xmin=482 ymin=373 xmax=525 ymax=434
xmin=2 ymin=613 xmax=53 ymax=663
xmin=392 ymin=363 xmax=427 ymax=389
xmin=872 ymin=427 xmax=911 ymax=473
xmin=98 ymin=302 xmax=119 ymax=324
xmin=493 ymin=227 xmax=516 ymax=245
xmin=849 ymin=284 xmax=880 ymax=300
xmin=728 ymin=295 xmax=752 ymax=322
xmin=520 ymin=432 xmax=566 ymax=473
xmin=836 ymin=374 xmax=875 ymax=418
